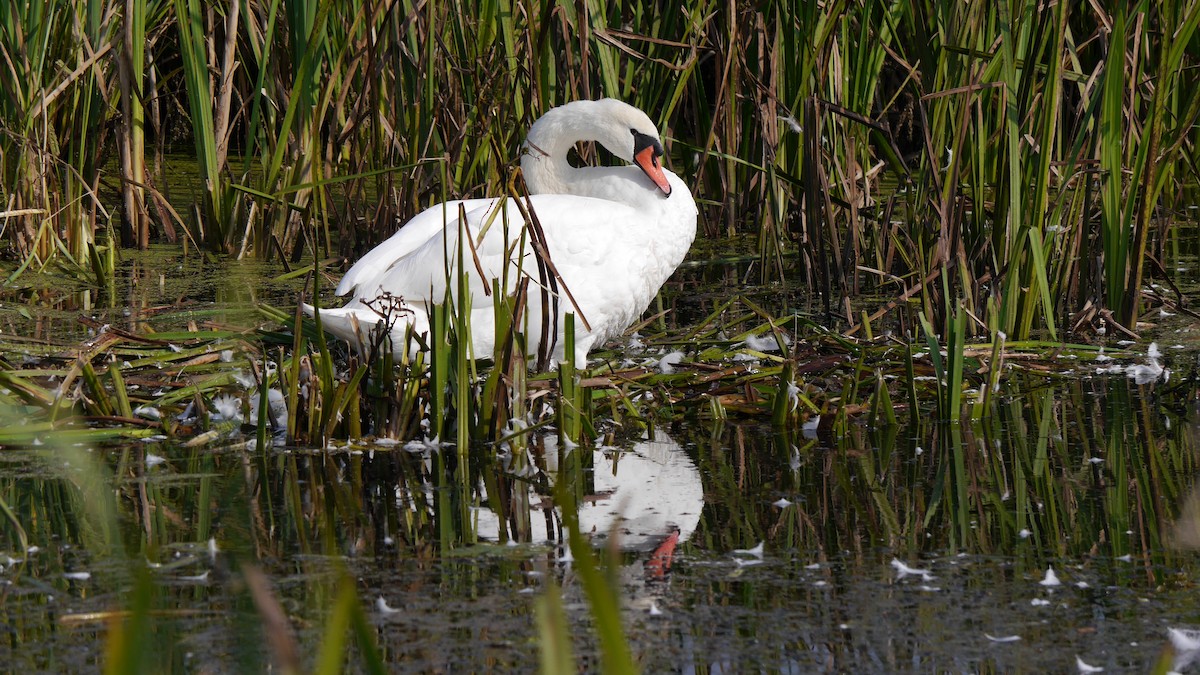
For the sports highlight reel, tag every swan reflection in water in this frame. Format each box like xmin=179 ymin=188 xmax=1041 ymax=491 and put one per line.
xmin=474 ymin=429 xmax=704 ymax=576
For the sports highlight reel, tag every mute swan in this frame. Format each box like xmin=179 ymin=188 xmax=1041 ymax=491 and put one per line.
xmin=305 ymin=99 xmax=697 ymax=366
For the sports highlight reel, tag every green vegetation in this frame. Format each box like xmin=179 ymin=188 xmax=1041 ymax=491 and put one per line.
xmin=0 ymin=357 xmax=1196 ymax=670
xmin=2 ymin=2 xmax=1198 ymax=335
xmin=2 ymin=0 xmax=1200 ymax=672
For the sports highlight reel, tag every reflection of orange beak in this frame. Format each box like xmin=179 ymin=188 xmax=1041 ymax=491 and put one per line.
xmin=634 ymin=146 xmax=672 ymax=196
xmin=645 ymin=529 xmax=680 ymax=579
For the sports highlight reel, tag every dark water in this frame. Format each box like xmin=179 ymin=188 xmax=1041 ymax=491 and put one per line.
xmin=1 ymin=251 xmax=1200 ymax=672
xmin=2 ymin=383 xmax=1199 ymax=672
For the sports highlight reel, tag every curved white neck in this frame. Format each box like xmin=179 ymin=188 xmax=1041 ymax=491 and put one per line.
xmin=520 ymin=142 xmax=577 ymax=195
xmin=520 ymin=101 xmax=634 ymax=195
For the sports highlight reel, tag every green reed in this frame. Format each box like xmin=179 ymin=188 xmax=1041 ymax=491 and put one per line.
xmin=0 ymin=287 xmax=1194 ymax=671
xmin=3 ymin=2 xmax=1198 ymax=340
xmin=172 ymin=0 xmax=230 ymax=247
xmin=681 ymin=372 xmax=1199 ymax=576
xmin=3 ymin=4 xmax=1200 ymax=667
xmin=552 ymin=456 xmax=638 ymax=675
xmin=0 ymin=0 xmax=113 ymax=264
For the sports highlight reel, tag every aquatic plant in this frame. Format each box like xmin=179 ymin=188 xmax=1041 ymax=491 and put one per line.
xmin=1 ymin=3 xmax=1196 ymax=337
xmin=0 ymin=282 xmax=1194 ymax=671
xmin=1 ymin=1 xmax=1199 ymax=670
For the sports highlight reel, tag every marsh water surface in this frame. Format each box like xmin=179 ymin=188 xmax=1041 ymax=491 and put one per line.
xmin=0 ymin=250 xmax=1199 ymax=673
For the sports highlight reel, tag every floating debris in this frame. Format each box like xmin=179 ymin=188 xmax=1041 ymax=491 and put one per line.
xmin=247 ymin=389 xmax=288 ymax=429
xmin=401 ymin=436 xmax=443 ymax=454
xmin=891 ymin=558 xmax=934 ymax=582
xmin=210 ymin=394 xmax=242 ymax=423
xmin=733 ymin=542 xmax=765 ymax=559
xmin=743 ymin=333 xmax=790 ymax=352
xmin=133 ymin=406 xmax=161 ymax=421
xmin=984 ymin=633 xmax=1022 ymax=643
xmin=785 ymin=381 xmax=800 ymax=411
xmin=376 ymin=597 xmax=400 ymax=615
xmin=1125 ymin=343 xmax=1167 ymax=385
xmin=1075 ymin=655 xmax=1103 ymax=673
xmin=184 ymin=429 xmax=223 ymax=448
xmin=801 ymin=416 xmax=820 ymax=438
xmin=658 ymin=350 xmax=685 ymax=374
xmin=1040 ymin=567 xmax=1062 ymax=587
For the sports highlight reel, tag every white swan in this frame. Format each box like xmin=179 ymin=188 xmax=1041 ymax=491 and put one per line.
xmin=306 ymin=99 xmax=697 ymax=366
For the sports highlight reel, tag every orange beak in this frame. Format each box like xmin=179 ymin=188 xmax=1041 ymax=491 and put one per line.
xmin=634 ymin=146 xmax=672 ymax=196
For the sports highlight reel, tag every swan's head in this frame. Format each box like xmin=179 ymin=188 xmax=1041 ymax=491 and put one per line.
xmin=628 ymin=128 xmax=672 ymax=197
xmin=590 ymin=99 xmax=672 ymax=197
xmin=523 ymin=99 xmax=674 ymax=197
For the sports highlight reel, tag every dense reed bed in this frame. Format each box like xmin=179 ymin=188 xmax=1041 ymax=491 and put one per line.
xmin=1 ymin=2 xmax=1198 ymax=337
xmin=3 ymin=2 xmax=1200 ymax=672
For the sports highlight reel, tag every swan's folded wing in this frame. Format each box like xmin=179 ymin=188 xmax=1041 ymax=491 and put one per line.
xmin=368 ymin=195 xmax=646 ymax=306
xmin=335 ymin=198 xmax=499 ymax=296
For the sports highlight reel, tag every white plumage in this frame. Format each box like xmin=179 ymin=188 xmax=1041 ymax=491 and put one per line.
xmin=305 ymin=99 xmax=697 ymax=366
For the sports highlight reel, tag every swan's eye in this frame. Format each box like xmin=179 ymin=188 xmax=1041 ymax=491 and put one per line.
xmin=631 ymin=129 xmax=664 ymax=159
